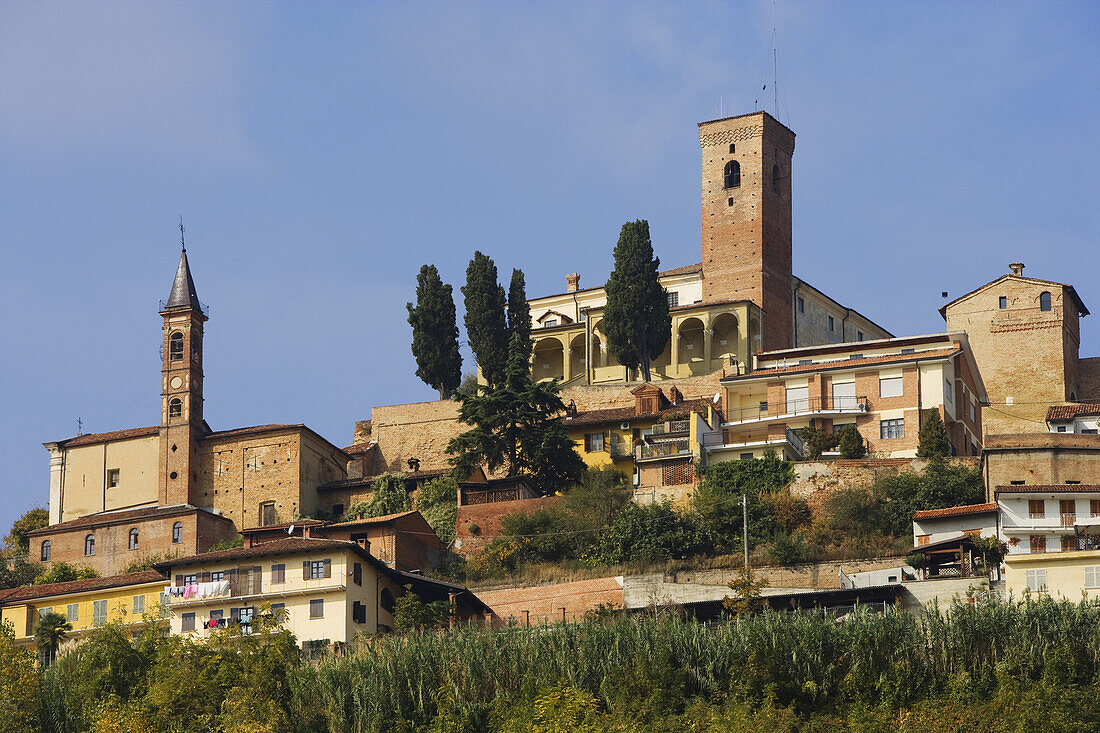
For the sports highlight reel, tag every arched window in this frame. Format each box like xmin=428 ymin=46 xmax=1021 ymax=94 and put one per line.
xmin=40 ymin=540 xmax=51 ymax=562
xmin=169 ymin=332 xmax=184 ymax=361
xmin=84 ymin=534 xmax=95 ymax=556
xmin=380 ymin=588 xmax=396 ymax=614
xmin=1040 ymin=291 xmax=1052 ymax=311
xmin=723 ymin=160 xmax=741 ymax=189
xmin=772 ymin=164 xmax=781 ymax=194
xmin=172 ymin=522 xmax=183 ymax=544
xmin=128 ymin=528 xmax=139 ymax=550
xmin=168 ymin=398 xmax=182 ymax=418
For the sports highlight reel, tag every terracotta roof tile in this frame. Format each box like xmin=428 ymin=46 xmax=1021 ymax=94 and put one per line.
xmin=0 ymin=570 xmax=166 ymax=604
xmin=325 ymin=510 xmax=422 ymax=528
xmin=995 ymin=484 xmax=1100 ymax=494
xmin=155 ymin=537 xmax=374 ymax=569
xmin=564 ymin=398 xmax=715 ymax=428
xmin=659 ymin=263 xmax=703 ymax=277
xmin=1047 ymin=404 xmax=1100 ymax=421
xmin=913 ymin=502 xmax=997 ymax=520
xmin=204 ymin=423 xmax=299 ymax=439
xmin=342 ymin=441 xmax=377 ymax=455
xmin=26 ymin=505 xmax=226 ymax=537
xmin=59 ymin=426 xmax=159 ymax=448
xmin=726 ymin=347 xmax=961 ymax=380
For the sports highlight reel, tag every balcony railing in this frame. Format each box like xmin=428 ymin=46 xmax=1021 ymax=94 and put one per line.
xmin=609 ymin=438 xmax=633 ymax=459
xmin=785 ymin=427 xmax=805 ymax=457
xmin=649 ymin=419 xmax=691 ymax=436
xmin=724 ymin=395 xmax=868 ymax=424
xmin=636 ymin=439 xmax=691 ymax=460
xmin=1062 ymin=513 xmax=1078 ymax=527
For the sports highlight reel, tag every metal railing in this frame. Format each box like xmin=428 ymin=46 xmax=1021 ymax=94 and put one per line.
xmin=636 ymin=439 xmax=691 ymax=460
xmin=609 ymin=437 xmax=633 ymax=459
xmin=649 ymin=420 xmax=691 ymax=436
xmin=785 ymin=427 xmax=805 ymax=456
xmin=724 ymin=395 xmax=869 ymax=424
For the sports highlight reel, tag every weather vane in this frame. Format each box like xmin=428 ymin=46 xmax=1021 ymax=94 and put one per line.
xmin=179 ymin=215 xmax=186 ymax=253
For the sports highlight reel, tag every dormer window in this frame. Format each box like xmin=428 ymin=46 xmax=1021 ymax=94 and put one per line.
xmin=543 ymin=318 xmax=557 ymax=328
xmin=169 ymin=332 xmax=184 ymax=361
xmin=1040 ymin=291 xmax=1052 ymax=312
xmin=724 ymin=160 xmax=741 ymax=189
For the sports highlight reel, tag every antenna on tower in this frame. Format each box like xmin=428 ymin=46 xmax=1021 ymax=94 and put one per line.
xmin=179 ymin=215 xmax=186 ymax=253
xmin=77 ymin=417 xmax=83 ymax=436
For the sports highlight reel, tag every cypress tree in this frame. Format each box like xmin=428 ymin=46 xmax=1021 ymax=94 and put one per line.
xmin=837 ymin=424 xmax=867 ymax=459
xmin=507 ymin=268 xmax=532 ymax=362
xmin=447 ymin=331 xmax=584 ymax=495
xmin=462 ymin=251 xmax=509 ymax=387
xmin=406 ymin=265 xmax=462 ymax=399
xmin=603 ymin=220 xmax=671 ymax=382
xmin=916 ymin=409 xmax=952 ymax=458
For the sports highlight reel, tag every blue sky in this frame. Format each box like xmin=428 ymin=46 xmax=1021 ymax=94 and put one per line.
xmin=1 ymin=2 xmax=1097 ymax=534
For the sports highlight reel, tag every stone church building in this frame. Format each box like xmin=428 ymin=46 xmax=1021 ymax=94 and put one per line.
xmin=30 ymin=249 xmax=351 ymax=575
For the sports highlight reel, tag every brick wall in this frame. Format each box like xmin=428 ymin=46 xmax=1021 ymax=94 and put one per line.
xmin=455 ymin=496 xmax=561 ymax=555
xmin=369 ymin=400 xmax=463 ymax=474
xmin=1079 ymin=357 xmax=1100 ymax=401
xmin=983 ymin=433 xmax=1100 ymax=494
xmin=789 ymin=457 xmax=981 ymax=511
xmin=477 ymin=576 xmax=625 ymax=626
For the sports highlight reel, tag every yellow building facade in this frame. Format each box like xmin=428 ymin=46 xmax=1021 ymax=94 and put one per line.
xmin=0 ymin=571 xmax=166 ymax=650
xmin=1004 ymin=549 xmax=1100 ymax=601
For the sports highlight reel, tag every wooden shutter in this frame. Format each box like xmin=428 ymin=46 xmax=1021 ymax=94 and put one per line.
xmin=323 ymin=559 xmax=331 ymax=579
xmin=353 ymin=562 xmax=362 ymax=586
xmin=230 ymin=608 xmax=239 ymax=622
xmin=228 ymin=568 xmax=239 ymax=596
xmin=200 ymin=571 xmax=211 ymax=583
xmin=175 ymin=575 xmax=183 ymax=587
xmin=303 ymin=561 xmax=311 ymax=580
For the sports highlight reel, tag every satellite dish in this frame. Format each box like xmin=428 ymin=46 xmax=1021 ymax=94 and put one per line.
xmin=712 ymin=392 xmax=721 ymax=404
xmin=287 ymin=524 xmax=295 ymax=535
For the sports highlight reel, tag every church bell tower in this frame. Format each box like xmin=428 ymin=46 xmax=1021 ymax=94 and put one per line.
xmin=158 ymin=237 xmax=207 ymax=507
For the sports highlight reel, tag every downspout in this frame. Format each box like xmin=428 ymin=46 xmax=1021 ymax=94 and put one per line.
xmin=841 ymin=307 xmax=851 ymax=343
xmin=792 ymin=280 xmax=802 ymax=348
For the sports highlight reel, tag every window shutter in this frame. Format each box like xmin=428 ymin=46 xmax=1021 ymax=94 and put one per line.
xmin=200 ymin=571 xmax=211 ymax=583
xmin=323 ymin=559 xmax=331 ymax=579
xmin=252 ymin=566 xmax=262 ymax=593
xmin=230 ymin=608 xmax=239 ymax=622
xmin=228 ymin=568 xmax=239 ymax=596
xmin=303 ymin=561 xmax=311 ymax=580
xmin=175 ymin=575 xmax=183 ymax=587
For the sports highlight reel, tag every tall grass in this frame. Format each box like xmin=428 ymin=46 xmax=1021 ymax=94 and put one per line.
xmin=296 ymin=596 xmax=1100 ymax=732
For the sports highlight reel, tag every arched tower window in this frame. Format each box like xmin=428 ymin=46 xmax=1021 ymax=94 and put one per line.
xmin=128 ymin=528 xmax=139 ymax=550
xmin=168 ymin=398 xmax=182 ymax=418
xmin=172 ymin=522 xmax=183 ymax=544
xmin=724 ymin=160 xmax=741 ymax=189
xmin=84 ymin=534 xmax=95 ymax=556
xmin=40 ymin=540 xmax=51 ymax=562
xmin=1040 ymin=292 xmax=1052 ymax=312
xmin=772 ymin=164 xmax=781 ymax=194
xmin=169 ymin=332 xmax=184 ymax=361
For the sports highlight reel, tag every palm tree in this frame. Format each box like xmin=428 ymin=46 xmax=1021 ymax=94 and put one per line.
xmin=34 ymin=611 xmax=71 ymax=667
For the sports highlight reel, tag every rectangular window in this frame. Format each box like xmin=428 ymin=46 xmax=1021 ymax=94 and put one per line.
xmin=183 ymin=574 xmax=198 ymax=587
xmin=1029 ymin=535 xmax=1046 ymax=554
xmin=857 ymin=331 xmax=864 ymax=341
xmin=785 ymin=386 xmax=809 ymax=414
xmin=758 ymin=401 xmax=768 ymax=413
xmin=306 ymin=559 xmax=331 ymax=580
xmin=1010 ymin=480 xmax=1025 ymax=485
xmin=66 ymin=604 xmax=78 ymax=623
xmin=271 ymin=602 xmax=286 ymax=618
xmin=210 ymin=571 xmax=225 ymax=583
xmin=309 ymin=599 xmax=324 ymax=619
xmin=1086 ymin=567 xmax=1100 ymax=589
xmin=1060 ymin=499 xmax=1076 ymax=526
xmin=38 ymin=607 xmax=52 ymax=620
xmin=584 ymin=433 xmax=605 ymax=452
xmin=880 ymin=419 xmax=904 ymax=440
xmin=181 ymin=612 xmax=196 ymax=632
xmin=740 ymin=452 xmax=754 ymax=460
xmin=209 ymin=609 xmax=224 ymax=622
xmin=133 ymin=595 xmax=144 ymax=615
xmin=917 ymin=534 xmax=930 ymax=547
xmin=832 ymin=382 xmax=857 ymax=410
xmin=798 ymin=297 xmax=804 ymax=313
xmin=1025 ymin=568 xmax=1047 ymax=592
xmin=271 ymin=564 xmax=285 ymax=584
xmin=970 ymin=401 xmax=976 ymax=422
xmin=901 ymin=348 xmax=915 ymax=355
xmin=828 ymin=316 xmax=835 ymax=332
xmin=999 ymin=296 xmax=1008 ymax=309
xmin=543 ymin=318 xmax=557 ymax=328
xmin=1057 ymin=426 xmax=1068 ymax=432
xmin=849 ymin=354 xmax=864 ymax=360
xmin=944 ymin=379 xmax=953 ymax=403
xmin=1090 ymin=500 xmax=1100 ymax=518
xmin=667 ymin=292 xmax=679 ymax=308
xmin=879 ymin=375 xmax=904 ymax=398
xmin=260 ymin=502 xmax=277 ymax=527
xmin=92 ymin=600 xmax=107 ymax=626
xmin=1028 ymin=499 xmax=1045 ymax=519
xmin=107 ymin=469 xmax=119 ymax=488
xmin=353 ymin=562 xmax=362 ymax=586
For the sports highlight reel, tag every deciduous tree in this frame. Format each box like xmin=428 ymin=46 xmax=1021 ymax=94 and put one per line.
xmin=603 ymin=220 xmax=671 ymax=382
xmin=462 ymin=251 xmax=509 ymax=387
xmin=407 ymin=264 xmax=462 ymax=399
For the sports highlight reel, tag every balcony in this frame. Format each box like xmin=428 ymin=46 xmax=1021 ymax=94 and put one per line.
xmin=646 ymin=419 xmax=691 ymax=437
xmin=609 ymin=437 xmax=634 ymax=459
xmin=636 ymin=439 xmax=692 ymax=461
xmin=702 ymin=426 xmax=805 ymax=461
xmin=723 ymin=395 xmax=869 ymax=427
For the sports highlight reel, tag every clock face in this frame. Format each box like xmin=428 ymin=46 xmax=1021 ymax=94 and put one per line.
xmin=170 ymin=376 xmax=183 ymax=389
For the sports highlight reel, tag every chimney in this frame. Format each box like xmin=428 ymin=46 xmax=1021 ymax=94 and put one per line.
xmin=355 ymin=537 xmax=371 ymax=554
xmin=244 ymin=533 xmax=254 ymax=549
xmin=566 ymin=273 xmax=580 ymax=293
xmin=1009 ymin=262 xmax=1025 ymax=276
xmin=303 ymin=525 xmax=312 ymax=539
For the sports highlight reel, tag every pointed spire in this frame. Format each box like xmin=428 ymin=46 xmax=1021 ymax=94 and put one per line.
xmin=165 ymin=247 xmax=202 ymax=311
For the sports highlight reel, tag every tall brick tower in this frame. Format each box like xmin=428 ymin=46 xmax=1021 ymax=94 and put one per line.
xmin=158 ymin=244 xmax=207 ymax=507
xmin=699 ymin=111 xmax=795 ymax=352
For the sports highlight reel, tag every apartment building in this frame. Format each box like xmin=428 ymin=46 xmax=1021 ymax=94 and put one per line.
xmin=562 ymin=383 xmax=721 ymax=504
xmin=154 ymin=537 xmax=490 ymax=648
xmin=996 ymin=485 xmax=1100 ymax=557
xmin=709 ymin=333 xmax=986 ymax=461
xmin=0 ymin=571 xmax=166 ymax=653
xmin=1004 ymin=550 xmax=1100 ymax=599
xmin=1047 ymin=404 xmax=1100 ymax=434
